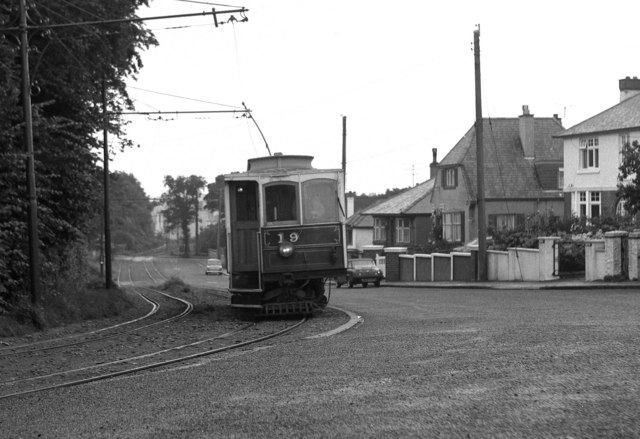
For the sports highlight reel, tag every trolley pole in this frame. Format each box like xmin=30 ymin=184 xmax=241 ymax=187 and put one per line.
xmin=20 ymin=0 xmax=41 ymax=304
xmin=474 ymin=26 xmax=487 ymax=281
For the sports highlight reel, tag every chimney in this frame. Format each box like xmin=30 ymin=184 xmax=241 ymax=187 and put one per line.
xmin=346 ymin=195 xmax=355 ymax=218
xmin=430 ymin=148 xmax=438 ymax=180
xmin=619 ymin=76 xmax=640 ymax=102
xmin=519 ymin=105 xmax=534 ymax=159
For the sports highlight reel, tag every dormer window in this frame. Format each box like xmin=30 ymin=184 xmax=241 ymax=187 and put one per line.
xmin=579 ymin=137 xmax=599 ymax=169
xmin=443 ymin=167 xmax=458 ymax=189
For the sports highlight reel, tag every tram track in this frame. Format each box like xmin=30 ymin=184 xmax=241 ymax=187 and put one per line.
xmin=0 ymin=257 xmax=314 ymax=400
xmin=0 ymin=316 xmax=307 ymax=400
xmin=0 ymin=267 xmax=188 ymax=357
xmin=0 ymin=255 xmax=357 ymax=401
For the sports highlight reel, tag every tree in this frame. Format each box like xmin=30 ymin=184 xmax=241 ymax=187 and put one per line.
xmin=617 ymin=140 xmax=640 ymax=216
xmin=86 ymin=172 xmax=158 ymax=253
xmin=160 ymin=175 xmax=206 ymax=257
xmin=0 ymin=1 xmax=157 ymax=311
xmin=204 ymin=174 xmax=225 ymax=213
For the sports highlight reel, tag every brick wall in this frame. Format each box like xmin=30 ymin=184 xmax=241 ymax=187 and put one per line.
xmin=383 ymin=247 xmax=407 ymax=281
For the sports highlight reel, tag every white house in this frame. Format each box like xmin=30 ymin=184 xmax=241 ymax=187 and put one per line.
xmin=151 ymin=199 xmax=219 ymax=238
xmin=557 ymin=77 xmax=640 ymax=218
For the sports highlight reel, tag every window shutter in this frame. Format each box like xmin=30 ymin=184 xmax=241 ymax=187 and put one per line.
xmin=454 ymin=168 xmax=458 ymax=187
xmin=460 ymin=211 xmax=465 ymax=243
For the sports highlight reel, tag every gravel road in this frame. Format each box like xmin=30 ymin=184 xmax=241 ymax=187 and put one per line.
xmin=1 ymin=257 xmax=639 ymax=438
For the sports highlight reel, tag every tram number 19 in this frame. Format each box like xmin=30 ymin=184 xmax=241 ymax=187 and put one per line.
xmin=278 ymin=232 xmax=299 ymax=243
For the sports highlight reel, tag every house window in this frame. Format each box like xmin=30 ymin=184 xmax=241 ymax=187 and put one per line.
xmin=495 ymin=214 xmax=516 ymax=231
xmin=374 ymin=218 xmax=386 ymax=241
xmin=443 ymin=212 xmax=463 ymax=242
xmin=395 ymin=218 xmax=411 ymax=244
xmin=443 ymin=168 xmax=457 ymax=188
xmin=590 ymin=191 xmax=601 ymax=218
xmin=558 ymin=168 xmax=564 ymax=190
xmin=576 ymin=191 xmax=600 ymax=218
xmin=579 ymin=137 xmax=599 ymax=169
xmin=616 ymin=199 xmax=629 ymax=217
xmin=488 ymin=213 xmax=525 ymax=232
xmin=620 ymin=133 xmax=631 ymax=166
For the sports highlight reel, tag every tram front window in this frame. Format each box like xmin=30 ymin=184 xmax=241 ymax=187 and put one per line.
xmin=265 ymin=183 xmax=298 ymax=223
xmin=302 ymin=179 xmax=339 ymax=224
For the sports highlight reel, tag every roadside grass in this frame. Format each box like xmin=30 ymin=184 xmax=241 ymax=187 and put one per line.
xmin=158 ymin=275 xmax=239 ymax=319
xmin=0 ymin=272 xmax=133 ymax=338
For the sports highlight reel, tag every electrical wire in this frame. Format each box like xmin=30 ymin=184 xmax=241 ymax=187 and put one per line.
xmin=128 ymin=86 xmax=242 ymax=108
xmin=174 ymin=0 xmax=245 ymax=6
xmin=48 ymin=0 xmax=108 ymax=22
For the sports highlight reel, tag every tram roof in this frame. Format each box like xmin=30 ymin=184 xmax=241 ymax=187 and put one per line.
xmin=224 ymin=154 xmax=343 ymax=180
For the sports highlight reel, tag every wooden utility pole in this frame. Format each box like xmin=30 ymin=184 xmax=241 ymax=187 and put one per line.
xmin=194 ymin=190 xmax=199 ymax=255
xmin=20 ymin=0 xmax=41 ymax=304
xmin=342 ymin=115 xmax=347 ymax=189
xmin=102 ymin=79 xmax=113 ymax=289
xmin=216 ymin=187 xmax=223 ymax=259
xmin=474 ymin=26 xmax=487 ymax=281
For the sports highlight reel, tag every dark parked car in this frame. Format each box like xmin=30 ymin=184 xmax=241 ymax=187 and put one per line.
xmin=336 ymin=258 xmax=384 ymax=288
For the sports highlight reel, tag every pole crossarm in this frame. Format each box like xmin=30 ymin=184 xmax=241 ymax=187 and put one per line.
xmin=1 ymin=8 xmax=248 ymax=32
xmin=114 ymin=109 xmax=251 ymax=116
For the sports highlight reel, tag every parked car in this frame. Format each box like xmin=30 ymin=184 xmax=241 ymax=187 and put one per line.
xmin=336 ymin=258 xmax=384 ymax=288
xmin=205 ymin=258 xmax=224 ymax=275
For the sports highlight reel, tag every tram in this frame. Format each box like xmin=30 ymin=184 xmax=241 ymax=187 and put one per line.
xmin=223 ymin=153 xmax=347 ymax=315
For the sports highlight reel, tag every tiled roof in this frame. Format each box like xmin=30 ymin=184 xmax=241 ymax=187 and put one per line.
xmin=439 ymin=117 xmax=564 ymax=199
xmin=362 ymin=179 xmax=435 ymax=215
xmin=346 ymin=210 xmax=373 ymax=228
xmin=557 ymin=93 xmax=640 ymax=137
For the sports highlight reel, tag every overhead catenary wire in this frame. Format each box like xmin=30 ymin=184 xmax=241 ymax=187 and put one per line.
xmin=128 ymin=86 xmax=243 ymax=108
xmin=1 ymin=8 xmax=249 ymax=32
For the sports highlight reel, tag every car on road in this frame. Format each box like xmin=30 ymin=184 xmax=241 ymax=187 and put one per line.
xmin=336 ymin=258 xmax=384 ymax=288
xmin=205 ymin=258 xmax=224 ymax=275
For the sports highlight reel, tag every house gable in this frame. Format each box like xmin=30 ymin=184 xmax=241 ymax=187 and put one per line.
xmin=432 ymin=109 xmax=565 ymax=243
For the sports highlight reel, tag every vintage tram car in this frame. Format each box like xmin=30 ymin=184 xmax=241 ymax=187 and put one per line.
xmin=223 ymin=154 xmax=347 ymax=314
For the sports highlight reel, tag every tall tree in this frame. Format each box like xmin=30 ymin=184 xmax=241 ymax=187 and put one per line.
xmin=617 ymin=140 xmax=640 ymax=216
xmin=203 ymin=174 xmax=226 ymax=256
xmin=0 ymin=1 xmax=156 ymax=309
xmin=87 ymin=172 xmax=157 ymax=253
xmin=160 ymin=175 xmax=206 ymax=257
xmin=187 ymin=175 xmax=206 ymax=254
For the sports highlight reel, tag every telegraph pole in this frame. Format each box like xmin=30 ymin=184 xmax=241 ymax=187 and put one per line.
xmin=102 ymin=79 xmax=113 ymax=289
xmin=20 ymin=0 xmax=41 ymax=303
xmin=474 ymin=26 xmax=487 ymax=281
xmin=342 ymin=115 xmax=347 ymax=190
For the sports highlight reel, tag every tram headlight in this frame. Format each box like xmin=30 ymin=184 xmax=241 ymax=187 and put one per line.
xmin=278 ymin=241 xmax=294 ymax=258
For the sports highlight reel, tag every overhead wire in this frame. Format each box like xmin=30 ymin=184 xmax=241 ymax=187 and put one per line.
xmin=174 ymin=0 xmax=245 ymax=7
xmin=128 ymin=86 xmax=242 ymax=108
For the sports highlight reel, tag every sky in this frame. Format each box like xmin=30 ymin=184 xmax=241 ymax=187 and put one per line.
xmin=111 ymin=0 xmax=640 ymax=199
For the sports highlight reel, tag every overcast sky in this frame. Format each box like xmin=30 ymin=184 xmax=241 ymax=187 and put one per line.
xmin=111 ymin=0 xmax=640 ymax=198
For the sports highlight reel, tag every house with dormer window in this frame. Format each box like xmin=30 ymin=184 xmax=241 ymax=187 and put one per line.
xmin=556 ymin=77 xmax=640 ymax=218
xmin=430 ymin=106 xmax=565 ymax=244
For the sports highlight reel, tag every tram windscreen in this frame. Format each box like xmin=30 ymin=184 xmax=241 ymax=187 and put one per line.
xmin=302 ymin=179 xmax=339 ymax=224
xmin=265 ymin=183 xmax=298 ymax=223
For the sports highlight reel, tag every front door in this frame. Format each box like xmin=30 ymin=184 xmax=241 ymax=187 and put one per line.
xmin=229 ymin=181 xmax=260 ymax=289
